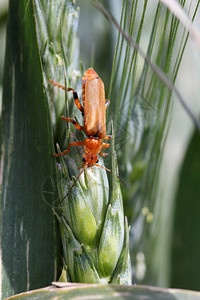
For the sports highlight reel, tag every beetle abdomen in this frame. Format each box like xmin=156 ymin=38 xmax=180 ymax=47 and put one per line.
xmin=82 ymin=69 xmax=106 ymax=138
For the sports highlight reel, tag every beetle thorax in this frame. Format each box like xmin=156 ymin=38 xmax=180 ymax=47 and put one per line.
xmin=83 ymin=137 xmax=103 ymax=154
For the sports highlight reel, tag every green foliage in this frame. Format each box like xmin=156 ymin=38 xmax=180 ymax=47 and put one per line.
xmin=1 ymin=0 xmax=200 ymax=297
xmin=170 ymin=128 xmax=200 ymax=290
xmin=34 ymin=0 xmax=131 ymax=286
xmin=54 ymin=134 xmax=131 ymax=284
xmin=1 ymin=0 xmax=60 ymax=298
xmin=96 ymin=0 xmax=200 ymax=286
xmin=5 ymin=284 xmax=200 ymax=300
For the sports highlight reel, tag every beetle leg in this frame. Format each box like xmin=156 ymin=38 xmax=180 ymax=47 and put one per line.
xmin=49 ymin=79 xmax=84 ymax=114
xmin=99 ymin=152 xmax=108 ymax=157
xmin=102 ymin=142 xmax=110 ymax=150
xmin=99 ymin=142 xmax=110 ymax=157
xmin=53 ymin=141 xmax=84 ymax=157
xmin=67 ymin=88 xmax=84 ymax=114
xmin=49 ymin=79 xmax=66 ymax=90
xmin=103 ymin=135 xmax=112 ymax=140
xmin=97 ymin=140 xmax=111 ymax=158
xmin=60 ymin=116 xmax=84 ymax=131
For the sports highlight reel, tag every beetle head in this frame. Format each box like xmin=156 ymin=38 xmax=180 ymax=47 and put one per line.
xmin=82 ymin=153 xmax=99 ymax=167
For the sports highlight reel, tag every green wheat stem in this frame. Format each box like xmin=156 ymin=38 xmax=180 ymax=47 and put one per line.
xmin=34 ymin=0 xmax=131 ymax=285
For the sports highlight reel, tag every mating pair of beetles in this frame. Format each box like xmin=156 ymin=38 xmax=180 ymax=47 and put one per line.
xmin=50 ymin=68 xmax=112 ymax=187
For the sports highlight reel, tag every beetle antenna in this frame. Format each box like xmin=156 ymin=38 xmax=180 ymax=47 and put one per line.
xmin=61 ymin=163 xmax=88 ymax=203
xmin=60 ymin=162 xmax=126 ymax=204
xmin=94 ymin=163 xmax=126 ymax=187
xmin=49 ymin=79 xmax=66 ymax=90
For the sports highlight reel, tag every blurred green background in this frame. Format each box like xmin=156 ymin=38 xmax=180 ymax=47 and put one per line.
xmin=0 ymin=0 xmax=7 ymax=108
xmin=1 ymin=0 xmax=200 ymax=292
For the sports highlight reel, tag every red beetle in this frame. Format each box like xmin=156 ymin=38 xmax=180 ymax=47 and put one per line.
xmin=50 ymin=68 xmax=112 ymax=190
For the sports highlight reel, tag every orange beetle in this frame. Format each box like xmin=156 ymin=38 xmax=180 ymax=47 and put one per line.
xmin=50 ymin=68 xmax=112 ymax=188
